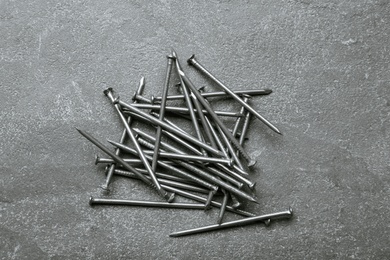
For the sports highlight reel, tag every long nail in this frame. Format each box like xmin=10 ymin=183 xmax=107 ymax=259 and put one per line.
xmin=169 ymin=207 xmax=293 ymax=237
xmin=111 ymin=168 xmax=196 ymax=185
xmin=101 ymin=79 xmax=146 ymax=191
xmin=172 ymin=50 xmax=254 ymax=166
xmin=126 ymin=104 xmax=243 ymax=117
xmin=104 ymin=88 xmax=174 ymax=202
xmin=163 ymin=186 xmax=255 ymax=217
xmin=151 ymin=56 xmax=174 ymax=174
xmin=109 ymin=139 xmax=232 ymax=166
xmin=95 ymin=156 xmax=175 ymax=166
xmin=133 ymin=127 xmax=203 ymax=156
xmin=151 ymin=89 xmax=272 ymax=103
xmin=173 ymin=54 xmax=206 ymax=154
xmin=102 ymin=140 xmax=219 ymax=191
xmin=112 ymin=168 xmax=212 ymax=194
xmin=133 ymin=134 xmax=245 ymax=189
xmin=171 ymin=159 xmax=257 ymax=203
xmin=89 ymin=196 xmax=205 ymax=209
xmin=116 ymin=98 xmax=225 ymax=157
xmin=188 ymin=55 xmax=281 ymax=135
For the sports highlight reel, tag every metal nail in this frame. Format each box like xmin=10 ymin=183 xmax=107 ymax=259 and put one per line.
xmin=172 ymin=50 xmax=255 ymax=166
xmin=163 ymin=186 xmax=256 ymax=217
xmin=151 ymin=56 xmax=174 ymax=173
xmin=169 ymin=207 xmax=293 ymax=237
xmin=109 ymin=139 xmax=233 ymax=166
xmin=115 ymin=98 xmax=225 ymax=157
xmin=151 ymin=89 xmax=272 ymax=103
xmin=110 ymin=167 xmax=196 ymax=185
xmin=125 ymin=104 xmax=243 ymax=117
xmin=173 ymin=54 xmax=206 ymax=155
xmin=89 ymin=196 xmax=205 ymax=210
xmin=102 ymin=140 xmax=219 ymax=191
xmin=101 ymin=78 xmax=146 ymax=191
xmin=187 ymin=54 xmax=281 ymax=135
xmin=104 ymin=88 xmax=174 ymax=202
xmin=95 ymin=156 xmax=174 ymax=166
xmin=112 ymin=168 xmax=212 ymax=194
xmin=133 ymin=127 xmax=203 ymax=156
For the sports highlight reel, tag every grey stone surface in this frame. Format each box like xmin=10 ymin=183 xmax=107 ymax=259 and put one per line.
xmin=1 ymin=0 xmax=389 ymax=259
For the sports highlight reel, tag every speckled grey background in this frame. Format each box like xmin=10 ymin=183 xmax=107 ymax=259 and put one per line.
xmin=1 ymin=0 xmax=389 ymax=259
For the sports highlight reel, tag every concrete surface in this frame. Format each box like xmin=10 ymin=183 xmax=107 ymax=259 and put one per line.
xmin=1 ymin=0 xmax=389 ymax=259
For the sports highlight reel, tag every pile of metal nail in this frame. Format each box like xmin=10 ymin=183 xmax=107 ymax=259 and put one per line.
xmin=77 ymin=50 xmax=293 ymax=237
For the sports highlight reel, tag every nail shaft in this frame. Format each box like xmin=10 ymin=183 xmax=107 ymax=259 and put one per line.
xmin=188 ymin=55 xmax=281 ymax=135
xmin=172 ymin=51 xmax=254 ymax=166
xmin=90 ymin=196 xmax=205 ymax=209
xmin=152 ymin=56 xmax=174 ymax=172
xmin=112 ymin=169 xmax=212 ymax=194
xmin=95 ymin=156 xmax=174 ymax=166
xmin=103 ymin=140 xmax=219 ymax=191
xmin=170 ymin=208 xmax=293 ymax=237
xmin=163 ymin=186 xmax=255 ymax=217
xmin=105 ymin=89 xmax=174 ymax=202
xmin=116 ymin=99 xmax=224 ymax=157
xmin=151 ymin=89 xmax=272 ymax=103
xmin=124 ymin=104 xmax=243 ymax=117
xmin=102 ymin=79 xmax=146 ymax=191
xmin=109 ymin=139 xmax=232 ymax=166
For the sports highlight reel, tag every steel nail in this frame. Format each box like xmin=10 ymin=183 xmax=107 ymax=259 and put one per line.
xmin=101 ymin=78 xmax=146 ymax=191
xmin=172 ymin=53 xmax=206 ymax=154
xmin=133 ymin=127 xmax=203 ymax=156
xmin=102 ymin=140 xmax=219 ymax=191
xmin=115 ymin=98 xmax=225 ymax=157
xmin=151 ymin=55 xmax=174 ymax=173
xmin=169 ymin=207 xmax=293 ymax=237
xmin=187 ymin=54 xmax=281 ymax=135
xmin=126 ymin=104 xmax=243 ymax=117
xmin=104 ymin=88 xmax=174 ymax=202
xmin=151 ymin=89 xmax=272 ymax=103
xmin=112 ymin=168 xmax=212 ymax=194
xmin=163 ymin=186 xmax=256 ymax=217
xmin=110 ymin=167 xmax=197 ymax=185
xmin=109 ymin=139 xmax=233 ymax=166
xmin=89 ymin=196 xmax=205 ymax=210
xmin=95 ymin=156 xmax=175 ymax=166
xmin=172 ymin=50 xmax=254 ymax=166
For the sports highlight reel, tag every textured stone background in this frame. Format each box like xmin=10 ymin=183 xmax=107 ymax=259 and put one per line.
xmin=1 ymin=0 xmax=389 ymax=259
